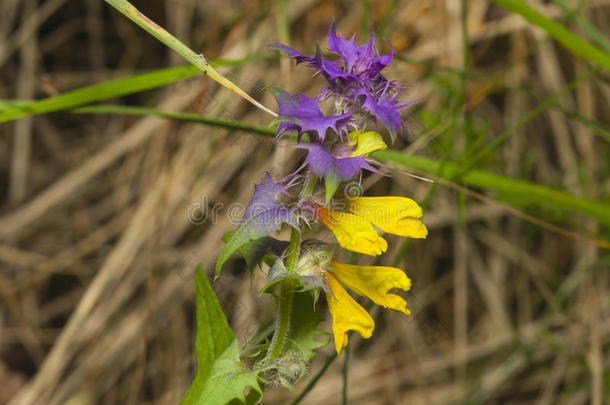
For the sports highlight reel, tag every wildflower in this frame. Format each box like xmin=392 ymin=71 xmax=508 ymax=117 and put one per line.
xmin=241 ymin=172 xmax=299 ymax=236
xmin=347 ymin=130 xmax=387 ymax=157
xmin=270 ymin=23 xmax=411 ymax=140
xmin=313 ymin=196 xmax=427 ymax=255
xmin=323 ymin=260 xmax=411 ymax=354
xmin=344 ymin=196 xmax=428 ymax=238
xmin=269 ymin=88 xmax=352 ymax=142
xmin=314 ymin=203 xmax=388 ymax=256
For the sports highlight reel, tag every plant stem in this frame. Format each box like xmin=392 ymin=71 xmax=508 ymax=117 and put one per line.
xmin=264 ymin=226 xmax=300 ymax=363
xmin=266 ymin=282 xmax=295 ymax=361
xmin=300 ymin=171 xmax=317 ymax=199
xmin=285 ymin=226 xmax=301 ymax=273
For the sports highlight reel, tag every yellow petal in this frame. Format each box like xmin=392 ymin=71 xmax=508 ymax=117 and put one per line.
xmin=346 ymin=196 xmax=428 ymax=238
xmin=347 ymin=130 xmax=387 ymax=157
xmin=316 ymin=205 xmax=388 ymax=256
xmin=329 ymin=260 xmax=412 ymax=316
xmin=324 ymin=273 xmax=374 ymax=355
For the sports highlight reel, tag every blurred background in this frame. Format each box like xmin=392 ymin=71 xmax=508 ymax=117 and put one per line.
xmin=1 ymin=0 xmax=609 ymax=404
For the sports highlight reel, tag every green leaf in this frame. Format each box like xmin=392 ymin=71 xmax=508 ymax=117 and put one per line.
xmin=216 ymin=210 xmax=293 ymax=277
xmin=491 ymin=0 xmax=610 ymax=71
xmin=221 ymin=231 xmax=288 ymax=272
xmin=191 ymin=341 xmax=262 ymax=405
xmin=181 ymin=266 xmax=237 ymax=405
xmin=284 ymin=292 xmax=328 ymax=362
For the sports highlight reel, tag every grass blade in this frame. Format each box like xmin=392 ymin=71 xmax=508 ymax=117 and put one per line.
xmin=104 ymin=0 xmax=277 ymax=117
xmin=373 ymin=150 xmax=610 ymax=228
xmin=491 ymin=0 xmax=610 ymax=70
xmin=0 ymin=65 xmax=200 ymax=123
xmin=0 ymin=55 xmax=273 ymax=123
xmin=73 ymin=104 xmax=275 ymax=136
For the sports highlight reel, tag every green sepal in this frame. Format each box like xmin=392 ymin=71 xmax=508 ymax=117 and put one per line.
xmin=259 ymin=259 xmax=327 ymax=296
xmin=259 ymin=260 xmax=299 ymax=296
xmin=324 ymin=172 xmax=341 ymax=203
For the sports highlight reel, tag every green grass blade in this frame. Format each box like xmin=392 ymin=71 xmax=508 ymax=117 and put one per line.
xmin=551 ymin=0 xmax=610 ymax=54
xmin=491 ymin=0 xmax=610 ymax=70
xmin=73 ymin=104 xmax=275 ymax=136
xmin=0 ymin=55 xmax=273 ymax=123
xmin=104 ymin=0 xmax=277 ymax=117
xmin=373 ymin=150 xmax=610 ymax=228
xmin=0 ymin=65 xmax=200 ymax=123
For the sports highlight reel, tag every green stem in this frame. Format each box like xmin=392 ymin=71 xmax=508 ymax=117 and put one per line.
xmin=300 ymin=171 xmax=318 ymax=199
xmin=264 ymin=226 xmax=300 ymax=363
xmin=285 ymin=226 xmax=301 ymax=273
xmin=266 ymin=283 xmax=295 ymax=361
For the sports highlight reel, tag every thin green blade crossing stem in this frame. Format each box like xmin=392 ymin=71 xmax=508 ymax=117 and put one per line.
xmin=104 ymin=0 xmax=277 ymax=117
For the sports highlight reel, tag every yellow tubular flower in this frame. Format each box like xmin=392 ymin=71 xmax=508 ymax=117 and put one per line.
xmin=347 ymin=130 xmax=387 ymax=157
xmin=324 ymin=273 xmax=374 ymax=355
xmin=345 ymin=196 xmax=428 ymax=238
xmin=315 ymin=204 xmax=388 ymax=256
xmin=328 ymin=260 xmax=412 ymax=315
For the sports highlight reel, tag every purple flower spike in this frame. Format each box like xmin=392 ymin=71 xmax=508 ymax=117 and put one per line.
xmin=327 ymin=22 xmax=394 ymax=79
xmin=296 ymin=143 xmax=377 ymax=181
xmin=355 ymin=88 xmax=412 ymax=141
xmin=242 ymin=172 xmax=298 ymax=236
xmin=269 ymin=44 xmax=356 ymax=82
xmin=268 ymin=88 xmax=353 ymax=142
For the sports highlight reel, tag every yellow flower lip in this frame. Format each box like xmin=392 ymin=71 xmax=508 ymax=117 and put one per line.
xmin=328 ymin=261 xmax=411 ymax=315
xmin=324 ymin=273 xmax=374 ymax=355
xmin=323 ymin=261 xmax=412 ymax=355
xmin=345 ymin=196 xmax=428 ymax=239
xmin=314 ymin=203 xmax=388 ymax=256
xmin=347 ymin=130 xmax=387 ymax=157
xmin=313 ymin=196 xmax=427 ymax=256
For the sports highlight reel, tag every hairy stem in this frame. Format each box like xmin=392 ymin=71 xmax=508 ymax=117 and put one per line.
xmin=265 ymin=283 xmax=295 ymax=361
xmin=264 ymin=226 xmax=300 ymax=363
xmin=285 ymin=226 xmax=301 ymax=273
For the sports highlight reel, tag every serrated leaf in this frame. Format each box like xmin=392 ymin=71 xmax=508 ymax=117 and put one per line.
xmin=221 ymin=231 xmax=288 ymax=272
xmin=216 ymin=210 xmax=295 ymax=277
xmin=181 ymin=266 xmax=236 ymax=405
xmin=284 ymin=292 xmax=328 ymax=362
xmin=192 ymin=341 xmax=262 ymax=405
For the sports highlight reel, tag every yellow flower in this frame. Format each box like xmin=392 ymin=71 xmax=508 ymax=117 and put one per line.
xmin=323 ymin=260 xmax=412 ymax=355
xmin=347 ymin=130 xmax=387 ymax=157
xmin=329 ymin=261 xmax=412 ymax=315
xmin=313 ymin=196 xmax=427 ymax=256
xmin=324 ymin=272 xmax=374 ymax=355
xmin=314 ymin=204 xmax=388 ymax=256
xmin=345 ymin=196 xmax=428 ymax=238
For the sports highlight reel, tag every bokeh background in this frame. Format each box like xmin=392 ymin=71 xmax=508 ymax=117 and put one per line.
xmin=1 ymin=0 xmax=609 ymax=404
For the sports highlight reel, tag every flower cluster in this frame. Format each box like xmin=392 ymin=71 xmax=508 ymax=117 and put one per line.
xmin=217 ymin=23 xmax=427 ymax=361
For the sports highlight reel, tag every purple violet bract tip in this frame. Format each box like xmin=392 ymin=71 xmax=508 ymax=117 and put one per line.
xmin=270 ymin=23 xmax=411 ymax=141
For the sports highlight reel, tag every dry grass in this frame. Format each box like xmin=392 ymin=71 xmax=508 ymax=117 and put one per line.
xmin=1 ymin=1 xmax=609 ymax=404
